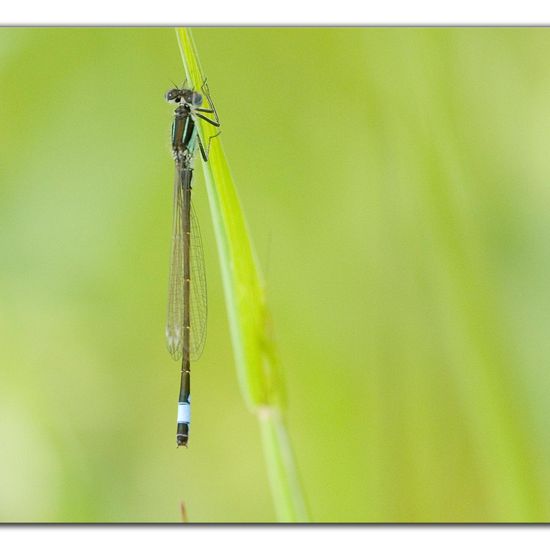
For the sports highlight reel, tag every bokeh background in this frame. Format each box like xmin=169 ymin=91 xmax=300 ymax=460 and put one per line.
xmin=1 ymin=27 xmax=550 ymax=522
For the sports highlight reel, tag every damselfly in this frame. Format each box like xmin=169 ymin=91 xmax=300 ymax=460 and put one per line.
xmin=165 ymin=80 xmax=220 ymax=447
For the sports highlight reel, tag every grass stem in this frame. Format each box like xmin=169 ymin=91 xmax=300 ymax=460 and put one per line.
xmin=175 ymin=27 xmax=309 ymax=522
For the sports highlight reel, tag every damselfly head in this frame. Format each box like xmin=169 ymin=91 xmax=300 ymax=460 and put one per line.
xmin=165 ymin=88 xmax=203 ymax=108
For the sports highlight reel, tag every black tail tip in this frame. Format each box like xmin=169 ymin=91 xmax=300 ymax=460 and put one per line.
xmin=177 ymin=425 xmax=189 ymax=447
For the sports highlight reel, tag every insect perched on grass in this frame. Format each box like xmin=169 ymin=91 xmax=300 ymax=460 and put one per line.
xmin=164 ymin=79 xmax=220 ymax=447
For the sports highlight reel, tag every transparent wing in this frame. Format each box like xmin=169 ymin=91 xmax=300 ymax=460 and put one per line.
xmin=188 ymin=202 xmax=207 ymax=359
xmin=166 ymin=170 xmax=186 ymax=361
xmin=165 ymin=168 xmax=208 ymax=362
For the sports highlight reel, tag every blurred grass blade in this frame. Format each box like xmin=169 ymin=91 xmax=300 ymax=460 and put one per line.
xmin=176 ymin=27 xmax=309 ymax=522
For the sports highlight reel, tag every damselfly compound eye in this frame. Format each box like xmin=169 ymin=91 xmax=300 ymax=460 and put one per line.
xmin=182 ymin=90 xmax=203 ymax=107
xmin=165 ymin=88 xmax=181 ymax=103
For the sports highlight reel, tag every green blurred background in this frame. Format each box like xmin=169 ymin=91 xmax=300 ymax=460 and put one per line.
xmin=1 ymin=27 xmax=550 ymax=522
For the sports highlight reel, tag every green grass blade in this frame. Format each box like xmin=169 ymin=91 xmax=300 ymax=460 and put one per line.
xmin=175 ymin=27 xmax=309 ymax=523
